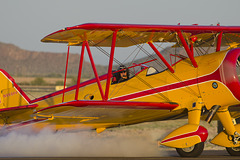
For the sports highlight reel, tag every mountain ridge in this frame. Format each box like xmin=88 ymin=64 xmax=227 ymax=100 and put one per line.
xmin=0 ymin=42 xmax=107 ymax=78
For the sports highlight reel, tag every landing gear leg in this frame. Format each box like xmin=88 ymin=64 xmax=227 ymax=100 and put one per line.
xmin=217 ymin=108 xmax=237 ymax=136
xmin=160 ymin=98 xmax=207 ymax=157
xmin=216 ymin=108 xmax=240 ymax=156
xmin=226 ymin=118 xmax=240 ymax=156
xmin=175 ymin=98 xmax=206 ymax=157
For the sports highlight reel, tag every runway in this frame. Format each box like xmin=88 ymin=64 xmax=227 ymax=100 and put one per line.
xmin=0 ymin=150 xmax=239 ymax=160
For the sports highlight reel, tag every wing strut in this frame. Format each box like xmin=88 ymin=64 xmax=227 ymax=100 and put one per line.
xmin=72 ymin=40 xmax=106 ymax=101
xmin=177 ymin=31 xmax=198 ymax=68
xmin=105 ymin=30 xmax=118 ymax=100
xmin=75 ymin=41 xmax=86 ymax=100
xmin=62 ymin=46 xmax=70 ymax=102
xmin=74 ymin=31 xmax=118 ymax=101
xmin=216 ymin=32 xmax=223 ymax=52
xmin=148 ymin=42 xmax=174 ymax=73
xmin=85 ymin=41 xmax=105 ymax=100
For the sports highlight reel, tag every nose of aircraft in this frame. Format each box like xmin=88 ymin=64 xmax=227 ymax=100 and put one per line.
xmin=220 ymin=48 xmax=240 ymax=101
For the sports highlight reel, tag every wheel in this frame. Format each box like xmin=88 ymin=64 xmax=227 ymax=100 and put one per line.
xmin=176 ymin=142 xmax=204 ymax=157
xmin=225 ymin=117 xmax=240 ymax=156
xmin=226 ymin=147 xmax=240 ymax=156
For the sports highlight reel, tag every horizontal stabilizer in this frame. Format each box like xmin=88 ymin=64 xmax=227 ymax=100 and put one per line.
xmin=0 ymin=104 xmax=38 ymax=124
xmin=0 ymin=104 xmax=38 ymax=113
xmin=4 ymin=118 xmax=47 ymax=131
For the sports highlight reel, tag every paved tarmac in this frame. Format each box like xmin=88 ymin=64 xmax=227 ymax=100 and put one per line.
xmin=0 ymin=150 xmax=240 ymax=160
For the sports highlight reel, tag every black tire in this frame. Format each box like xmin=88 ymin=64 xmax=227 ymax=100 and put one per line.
xmin=176 ymin=142 xmax=204 ymax=157
xmin=226 ymin=147 xmax=240 ymax=156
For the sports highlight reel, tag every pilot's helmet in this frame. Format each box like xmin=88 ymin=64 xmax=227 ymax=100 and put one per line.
xmin=118 ymin=65 xmax=127 ymax=71
xmin=118 ymin=65 xmax=129 ymax=79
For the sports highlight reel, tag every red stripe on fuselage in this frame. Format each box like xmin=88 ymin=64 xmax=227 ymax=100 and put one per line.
xmin=30 ymin=68 xmax=222 ymax=103
xmin=112 ymin=69 xmax=221 ymax=101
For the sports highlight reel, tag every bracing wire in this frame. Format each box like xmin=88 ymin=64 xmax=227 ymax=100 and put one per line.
xmin=90 ymin=40 xmax=171 ymax=101
xmin=123 ymin=33 xmax=199 ymax=97
xmin=122 ymin=44 xmax=141 ymax=64
xmin=91 ymin=30 xmax=201 ymax=100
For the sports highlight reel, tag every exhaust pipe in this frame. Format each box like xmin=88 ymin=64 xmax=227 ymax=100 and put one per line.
xmin=205 ymin=105 xmax=221 ymax=123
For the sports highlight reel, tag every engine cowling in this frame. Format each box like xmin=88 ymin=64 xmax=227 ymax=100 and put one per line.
xmin=220 ymin=48 xmax=240 ymax=101
xmin=198 ymin=48 xmax=240 ymax=110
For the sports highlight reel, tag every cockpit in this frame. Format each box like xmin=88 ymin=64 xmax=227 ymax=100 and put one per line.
xmin=111 ymin=60 xmax=159 ymax=84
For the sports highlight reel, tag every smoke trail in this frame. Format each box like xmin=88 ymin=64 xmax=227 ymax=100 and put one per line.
xmin=0 ymin=127 xmax=169 ymax=157
xmin=0 ymin=120 xmax=220 ymax=157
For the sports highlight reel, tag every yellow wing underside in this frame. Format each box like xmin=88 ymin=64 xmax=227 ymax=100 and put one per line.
xmin=42 ymin=29 xmax=182 ymax=47
xmin=32 ymin=105 xmax=186 ymax=132
xmin=41 ymin=27 xmax=240 ymax=48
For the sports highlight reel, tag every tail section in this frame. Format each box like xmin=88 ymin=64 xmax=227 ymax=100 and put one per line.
xmin=0 ymin=69 xmax=30 ymax=108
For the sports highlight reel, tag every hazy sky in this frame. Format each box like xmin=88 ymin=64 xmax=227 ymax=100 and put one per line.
xmin=1 ymin=0 xmax=240 ymax=64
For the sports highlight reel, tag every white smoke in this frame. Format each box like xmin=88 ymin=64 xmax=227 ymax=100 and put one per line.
xmin=0 ymin=126 xmax=170 ymax=157
xmin=0 ymin=120 xmax=219 ymax=157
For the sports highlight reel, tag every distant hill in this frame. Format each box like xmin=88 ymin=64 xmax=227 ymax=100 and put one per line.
xmin=0 ymin=42 xmax=107 ymax=78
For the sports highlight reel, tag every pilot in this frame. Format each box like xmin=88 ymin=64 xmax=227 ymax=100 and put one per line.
xmin=112 ymin=65 xmax=129 ymax=84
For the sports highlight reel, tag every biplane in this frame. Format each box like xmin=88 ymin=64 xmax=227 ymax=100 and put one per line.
xmin=1 ymin=23 xmax=240 ymax=157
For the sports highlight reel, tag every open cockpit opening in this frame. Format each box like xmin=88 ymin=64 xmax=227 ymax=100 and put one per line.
xmin=111 ymin=61 xmax=150 ymax=84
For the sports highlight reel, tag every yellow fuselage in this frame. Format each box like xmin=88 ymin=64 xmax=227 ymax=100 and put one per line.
xmin=27 ymin=49 xmax=240 ymax=131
